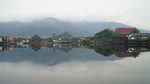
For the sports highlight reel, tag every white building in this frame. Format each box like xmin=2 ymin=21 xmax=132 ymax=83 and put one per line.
xmin=0 ymin=37 xmax=2 ymax=42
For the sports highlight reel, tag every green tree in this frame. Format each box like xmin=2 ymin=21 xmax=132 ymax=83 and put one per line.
xmin=132 ymin=28 xmax=140 ymax=33
xmin=94 ymin=29 xmax=121 ymax=41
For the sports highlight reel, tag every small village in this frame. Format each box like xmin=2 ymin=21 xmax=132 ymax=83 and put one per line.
xmin=1 ymin=1 xmax=150 ymax=84
xmin=0 ymin=27 xmax=150 ymax=58
xmin=0 ymin=27 xmax=150 ymax=47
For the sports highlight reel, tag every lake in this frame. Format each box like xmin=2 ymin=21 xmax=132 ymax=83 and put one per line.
xmin=0 ymin=44 xmax=150 ymax=84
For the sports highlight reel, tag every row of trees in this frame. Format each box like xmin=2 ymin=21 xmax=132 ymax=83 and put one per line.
xmin=82 ymin=29 xmax=122 ymax=44
xmin=95 ymin=29 xmax=121 ymax=41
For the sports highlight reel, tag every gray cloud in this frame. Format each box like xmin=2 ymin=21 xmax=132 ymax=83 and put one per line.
xmin=0 ymin=0 xmax=150 ymax=30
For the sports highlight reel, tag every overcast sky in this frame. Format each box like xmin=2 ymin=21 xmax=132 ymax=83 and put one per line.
xmin=0 ymin=0 xmax=150 ymax=30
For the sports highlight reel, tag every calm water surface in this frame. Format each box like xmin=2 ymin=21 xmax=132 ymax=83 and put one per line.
xmin=0 ymin=47 xmax=150 ymax=84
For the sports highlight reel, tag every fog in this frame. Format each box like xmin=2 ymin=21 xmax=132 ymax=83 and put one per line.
xmin=0 ymin=0 xmax=150 ymax=30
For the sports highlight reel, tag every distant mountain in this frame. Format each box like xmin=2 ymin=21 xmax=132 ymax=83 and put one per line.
xmin=0 ymin=17 xmax=146 ymax=37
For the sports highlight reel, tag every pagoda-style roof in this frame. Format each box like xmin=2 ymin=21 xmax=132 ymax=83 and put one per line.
xmin=115 ymin=28 xmax=138 ymax=35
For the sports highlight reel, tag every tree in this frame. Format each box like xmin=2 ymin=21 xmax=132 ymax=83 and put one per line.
xmin=132 ymin=28 xmax=140 ymax=33
xmin=94 ymin=29 xmax=120 ymax=41
xmin=112 ymin=32 xmax=121 ymax=38
xmin=55 ymin=31 xmax=73 ymax=40
xmin=82 ymin=37 xmax=93 ymax=45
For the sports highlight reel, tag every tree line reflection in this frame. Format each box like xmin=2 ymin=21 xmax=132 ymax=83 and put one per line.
xmin=0 ymin=42 xmax=150 ymax=58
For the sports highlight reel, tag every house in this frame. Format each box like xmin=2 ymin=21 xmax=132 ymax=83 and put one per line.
xmin=0 ymin=36 xmax=10 ymax=43
xmin=129 ymin=33 xmax=150 ymax=40
xmin=0 ymin=37 xmax=2 ymax=42
xmin=113 ymin=36 xmax=128 ymax=50
xmin=115 ymin=28 xmax=139 ymax=35
xmin=0 ymin=46 xmax=2 ymax=51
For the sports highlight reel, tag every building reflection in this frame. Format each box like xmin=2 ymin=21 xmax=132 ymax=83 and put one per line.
xmin=0 ymin=42 xmax=150 ymax=58
xmin=92 ymin=45 xmax=149 ymax=58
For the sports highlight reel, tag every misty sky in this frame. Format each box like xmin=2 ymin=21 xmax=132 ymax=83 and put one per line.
xmin=0 ymin=0 xmax=150 ymax=30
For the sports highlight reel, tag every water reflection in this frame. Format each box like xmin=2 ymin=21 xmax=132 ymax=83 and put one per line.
xmin=0 ymin=43 xmax=150 ymax=65
xmin=0 ymin=43 xmax=150 ymax=58
xmin=0 ymin=53 xmax=150 ymax=84
xmin=0 ymin=44 xmax=119 ymax=66
xmin=0 ymin=43 xmax=150 ymax=84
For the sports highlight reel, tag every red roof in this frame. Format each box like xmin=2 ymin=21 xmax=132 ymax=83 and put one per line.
xmin=9 ymin=37 xmax=14 ymax=42
xmin=115 ymin=28 xmax=133 ymax=35
xmin=116 ymin=52 xmax=132 ymax=57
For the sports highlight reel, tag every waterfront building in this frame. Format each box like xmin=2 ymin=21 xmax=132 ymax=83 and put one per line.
xmin=0 ymin=37 xmax=2 ymax=42
xmin=0 ymin=46 xmax=2 ymax=51
xmin=0 ymin=36 xmax=9 ymax=44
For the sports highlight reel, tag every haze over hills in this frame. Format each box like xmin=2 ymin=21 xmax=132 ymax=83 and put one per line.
xmin=0 ymin=17 xmax=147 ymax=37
